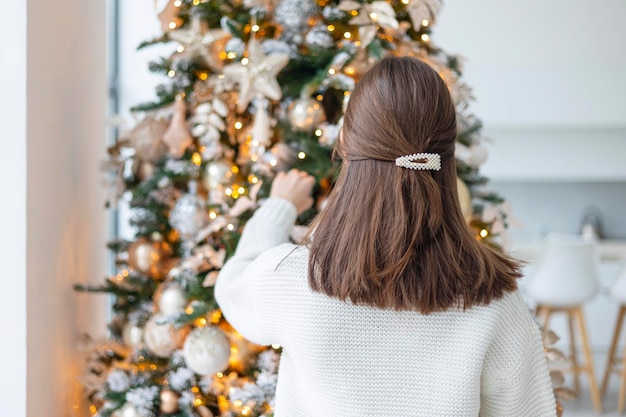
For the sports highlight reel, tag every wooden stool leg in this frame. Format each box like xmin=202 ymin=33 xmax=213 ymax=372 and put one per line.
xmin=575 ymin=306 xmax=602 ymax=413
xmin=567 ymin=309 xmax=580 ymax=395
xmin=619 ymin=345 xmax=626 ymax=414
xmin=602 ymin=305 xmax=626 ymax=398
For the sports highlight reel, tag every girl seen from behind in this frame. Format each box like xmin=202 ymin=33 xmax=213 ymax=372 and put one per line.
xmin=215 ymin=56 xmax=557 ymax=416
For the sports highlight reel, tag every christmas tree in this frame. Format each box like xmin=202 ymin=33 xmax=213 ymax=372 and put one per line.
xmin=75 ymin=1 xmax=557 ymax=416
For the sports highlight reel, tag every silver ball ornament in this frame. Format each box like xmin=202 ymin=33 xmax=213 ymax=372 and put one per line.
xmin=289 ymin=98 xmax=324 ymax=132
xmin=274 ymin=0 xmax=320 ymax=32
xmin=182 ymin=326 xmax=231 ymax=375
xmin=169 ymin=181 xmax=208 ymax=243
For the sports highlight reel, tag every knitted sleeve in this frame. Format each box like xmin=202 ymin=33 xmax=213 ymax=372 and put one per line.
xmin=214 ymin=197 xmax=297 ymax=346
xmin=479 ymin=292 xmax=557 ymax=416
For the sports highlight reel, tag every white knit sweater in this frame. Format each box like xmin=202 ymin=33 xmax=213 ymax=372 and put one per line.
xmin=215 ymin=198 xmax=557 ymax=416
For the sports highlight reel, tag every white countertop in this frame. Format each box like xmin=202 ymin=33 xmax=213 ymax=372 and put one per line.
xmin=509 ymin=239 xmax=626 ymax=263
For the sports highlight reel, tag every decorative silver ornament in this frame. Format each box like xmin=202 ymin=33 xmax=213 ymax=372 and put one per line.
xmin=274 ymin=0 xmax=320 ymax=33
xmin=289 ymin=98 xmax=325 ymax=131
xmin=182 ymin=326 xmax=231 ymax=375
xmin=143 ymin=314 xmax=189 ymax=358
xmin=169 ymin=181 xmax=208 ymax=257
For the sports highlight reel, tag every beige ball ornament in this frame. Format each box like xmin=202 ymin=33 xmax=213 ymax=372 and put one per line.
xmin=456 ymin=177 xmax=472 ymax=221
xmin=144 ymin=314 xmax=189 ymax=358
xmin=289 ymin=98 xmax=324 ymax=132
xmin=128 ymin=237 xmax=172 ymax=279
xmin=182 ymin=326 xmax=231 ymax=375
xmin=129 ymin=116 xmax=169 ymax=163
xmin=159 ymin=389 xmax=180 ymax=414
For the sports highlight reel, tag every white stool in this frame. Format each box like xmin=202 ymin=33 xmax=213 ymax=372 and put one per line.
xmin=526 ymin=233 xmax=602 ymax=412
xmin=602 ymin=262 xmax=626 ymax=413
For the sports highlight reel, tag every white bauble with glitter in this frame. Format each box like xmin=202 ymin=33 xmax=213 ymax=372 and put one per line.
xmin=289 ymin=98 xmax=324 ymax=132
xmin=112 ymin=403 xmax=141 ymax=417
xmin=274 ymin=0 xmax=319 ymax=32
xmin=183 ymin=326 xmax=231 ymax=375
xmin=144 ymin=314 xmax=188 ymax=358
xmin=157 ymin=282 xmax=188 ymax=316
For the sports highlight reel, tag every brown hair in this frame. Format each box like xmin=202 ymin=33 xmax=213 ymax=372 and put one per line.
xmin=306 ymin=56 xmax=519 ymax=313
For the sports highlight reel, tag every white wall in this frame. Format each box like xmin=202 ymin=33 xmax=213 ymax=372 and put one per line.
xmin=0 ymin=1 xmax=27 ymax=416
xmin=26 ymin=1 xmax=108 ymax=416
xmin=435 ymin=0 xmax=626 ymax=181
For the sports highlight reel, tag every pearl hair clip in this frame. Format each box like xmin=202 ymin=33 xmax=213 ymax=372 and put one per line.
xmin=395 ymin=153 xmax=441 ymax=171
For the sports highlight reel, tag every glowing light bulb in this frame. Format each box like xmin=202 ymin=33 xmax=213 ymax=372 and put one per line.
xmin=343 ymin=31 xmax=352 ymax=39
xmin=226 ymin=51 xmax=237 ymax=59
xmin=227 ymin=223 xmax=235 ymax=231
xmin=369 ymin=12 xmax=378 ymax=21
xmin=328 ymin=68 xmax=336 ymax=75
xmin=251 ymin=24 xmax=260 ymax=32
xmin=327 ymin=24 xmax=335 ymax=32
xmin=298 ymin=152 xmax=306 ymax=159
xmin=422 ymin=19 xmax=429 ymax=27
xmin=421 ymin=34 xmax=430 ymax=42
xmin=176 ymin=45 xmax=185 ymax=53
xmin=209 ymin=211 xmax=217 ymax=220
xmin=234 ymin=121 xmax=243 ymax=129
xmin=480 ymin=229 xmax=489 ymax=238
xmin=168 ymin=21 xmax=177 ymax=29
xmin=401 ymin=0 xmax=409 ymax=4
xmin=314 ymin=129 xmax=323 ymax=137
xmin=241 ymin=57 xmax=249 ymax=65
xmin=173 ymin=0 xmax=182 ymax=6
xmin=167 ymin=70 xmax=176 ymax=77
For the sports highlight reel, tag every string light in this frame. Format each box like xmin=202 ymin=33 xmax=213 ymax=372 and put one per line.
xmin=241 ymin=57 xmax=249 ymax=65
xmin=191 ymin=152 xmax=202 ymax=166
xmin=298 ymin=152 xmax=306 ymax=159
xmin=173 ymin=0 xmax=182 ymax=6
xmin=168 ymin=70 xmax=176 ymax=77
xmin=269 ymin=159 xmax=278 ymax=167
xmin=198 ymin=72 xmax=208 ymax=80
xmin=271 ymin=344 xmax=281 ymax=349
xmin=480 ymin=229 xmax=489 ymax=238
xmin=226 ymin=51 xmax=237 ymax=59
xmin=314 ymin=129 xmax=323 ymax=137
xmin=168 ymin=22 xmax=177 ymax=29
xmin=369 ymin=12 xmax=378 ymax=21
xmin=421 ymin=34 xmax=430 ymax=42
xmin=401 ymin=0 xmax=409 ymax=4
xmin=192 ymin=0 xmax=200 ymax=5
xmin=234 ymin=121 xmax=243 ymax=129
xmin=176 ymin=45 xmax=185 ymax=53
xmin=251 ymin=24 xmax=260 ymax=32
xmin=316 ymin=94 xmax=323 ymax=101
xmin=227 ymin=223 xmax=235 ymax=231
xmin=344 ymin=66 xmax=355 ymax=76
xmin=248 ymin=175 xmax=259 ymax=184
xmin=216 ymin=372 xmax=224 ymax=378
xmin=209 ymin=211 xmax=217 ymax=220
xmin=327 ymin=24 xmax=335 ymax=32
xmin=422 ymin=19 xmax=429 ymax=27
xmin=328 ymin=68 xmax=336 ymax=75
xmin=343 ymin=31 xmax=352 ymax=39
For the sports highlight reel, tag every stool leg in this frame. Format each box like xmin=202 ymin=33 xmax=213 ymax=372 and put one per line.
xmin=575 ymin=306 xmax=602 ymax=413
xmin=567 ymin=309 xmax=580 ymax=395
xmin=620 ymin=346 xmax=626 ymax=414
xmin=602 ymin=305 xmax=625 ymax=398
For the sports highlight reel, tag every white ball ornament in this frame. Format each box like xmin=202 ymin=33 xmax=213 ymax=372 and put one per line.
xmin=183 ymin=326 xmax=231 ymax=376
xmin=143 ymin=314 xmax=189 ymax=358
xmin=157 ymin=282 xmax=188 ymax=316
xmin=122 ymin=323 xmax=144 ymax=347
xmin=289 ymin=98 xmax=324 ymax=132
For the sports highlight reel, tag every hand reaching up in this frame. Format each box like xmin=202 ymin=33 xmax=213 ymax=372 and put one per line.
xmin=270 ymin=169 xmax=316 ymax=215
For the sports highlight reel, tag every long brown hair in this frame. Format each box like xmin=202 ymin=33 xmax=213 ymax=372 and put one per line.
xmin=306 ymin=56 xmax=519 ymax=313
